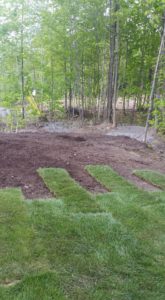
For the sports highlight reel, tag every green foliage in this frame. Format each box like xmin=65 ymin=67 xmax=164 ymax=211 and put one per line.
xmin=0 ymin=108 xmax=38 ymax=132
xmin=0 ymin=0 xmax=164 ymax=118
xmin=151 ymin=98 xmax=165 ymax=134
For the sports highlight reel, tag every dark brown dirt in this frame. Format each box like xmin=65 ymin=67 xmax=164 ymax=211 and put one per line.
xmin=0 ymin=132 xmax=164 ymax=199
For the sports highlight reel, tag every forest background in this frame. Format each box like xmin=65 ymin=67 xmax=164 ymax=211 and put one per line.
xmin=0 ymin=0 xmax=165 ymax=133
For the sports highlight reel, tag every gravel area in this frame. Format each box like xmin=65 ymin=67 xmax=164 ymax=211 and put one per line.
xmin=106 ymin=126 xmax=156 ymax=143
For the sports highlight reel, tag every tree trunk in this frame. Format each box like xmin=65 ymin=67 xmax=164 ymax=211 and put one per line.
xmin=51 ymin=56 xmax=55 ymax=112
xmin=21 ymin=2 xmax=25 ymax=119
xmin=107 ymin=0 xmax=119 ymax=123
xmin=107 ymin=0 xmax=115 ymax=122
xmin=112 ymin=9 xmax=119 ymax=128
xmin=144 ymin=15 xmax=165 ymax=142
xmin=81 ymin=53 xmax=85 ymax=121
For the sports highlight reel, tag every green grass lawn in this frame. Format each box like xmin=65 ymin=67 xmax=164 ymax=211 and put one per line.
xmin=0 ymin=166 xmax=165 ymax=299
xmin=133 ymin=169 xmax=165 ymax=191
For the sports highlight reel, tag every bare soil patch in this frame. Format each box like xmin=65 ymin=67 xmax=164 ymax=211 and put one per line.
xmin=0 ymin=132 xmax=164 ymax=198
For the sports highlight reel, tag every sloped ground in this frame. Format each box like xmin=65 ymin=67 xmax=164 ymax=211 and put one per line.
xmin=0 ymin=132 xmax=165 ymax=198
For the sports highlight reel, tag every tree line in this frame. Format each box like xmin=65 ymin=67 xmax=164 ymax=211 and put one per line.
xmin=0 ymin=0 xmax=165 ymax=131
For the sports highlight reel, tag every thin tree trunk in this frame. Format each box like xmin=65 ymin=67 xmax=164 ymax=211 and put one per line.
xmin=50 ymin=56 xmax=55 ymax=112
xmin=107 ymin=0 xmax=119 ymax=123
xmin=21 ymin=2 xmax=25 ymax=119
xmin=69 ymin=86 xmax=72 ymax=108
xmin=107 ymin=0 xmax=115 ymax=122
xmin=112 ymin=8 xmax=119 ymax=128
xmin=123 ymin=95 xmax=126 ymax=115
xmin=122 ymin=40 xmax=128 ymax=116
xmin=64 ymin=59 xmax=68 ymax=110
xmin=81 ymin=53 xmax=85 ymax=121
xmin=144 ymin=16 xmax=165 ymax=142
xmin=139 ymin=48 xmax=145 ymax=110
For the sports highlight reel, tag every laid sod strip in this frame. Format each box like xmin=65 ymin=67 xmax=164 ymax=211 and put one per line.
xmin=96 ymin=192 xmax=165 ymax=242
xmin=0 ymin=166 xmax=165 ymax=299
xmin=86 ymin=164 xmax=146 ymax=203
xmin=133 ymin=169 xmax=165 ymax=190
xmin=0 ymin=189 xmax=33 ymax=283
xmin=86 ymin=165 xmax=139 ymax=195
xmin=38 ymin=168 xmax=101 ymax=212
xmin=87 ymin=166 xmax=165 ymax=243
xmin=22 ymin=200 xmax=165 ymax=300
xmin=147 ymin=192 xmax=165 ymax=208
xmin=86 ymin=165 xmax=163 ymax=206
xmin=1 ymin=189 xmax=165 ymax=299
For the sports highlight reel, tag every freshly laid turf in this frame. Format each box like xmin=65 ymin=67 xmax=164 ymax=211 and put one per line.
xmin=0 ymin=166 xmax=165 ymax=299
xmin=0 ymin=189 xmax=33 ymax=283
xmin=133 ymin=169 xmax=165 ymax=190
xmin=38 ymin=168 xmax=101 ymax=213
xmin=0 ymin=272 xmax=66 ymax=300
